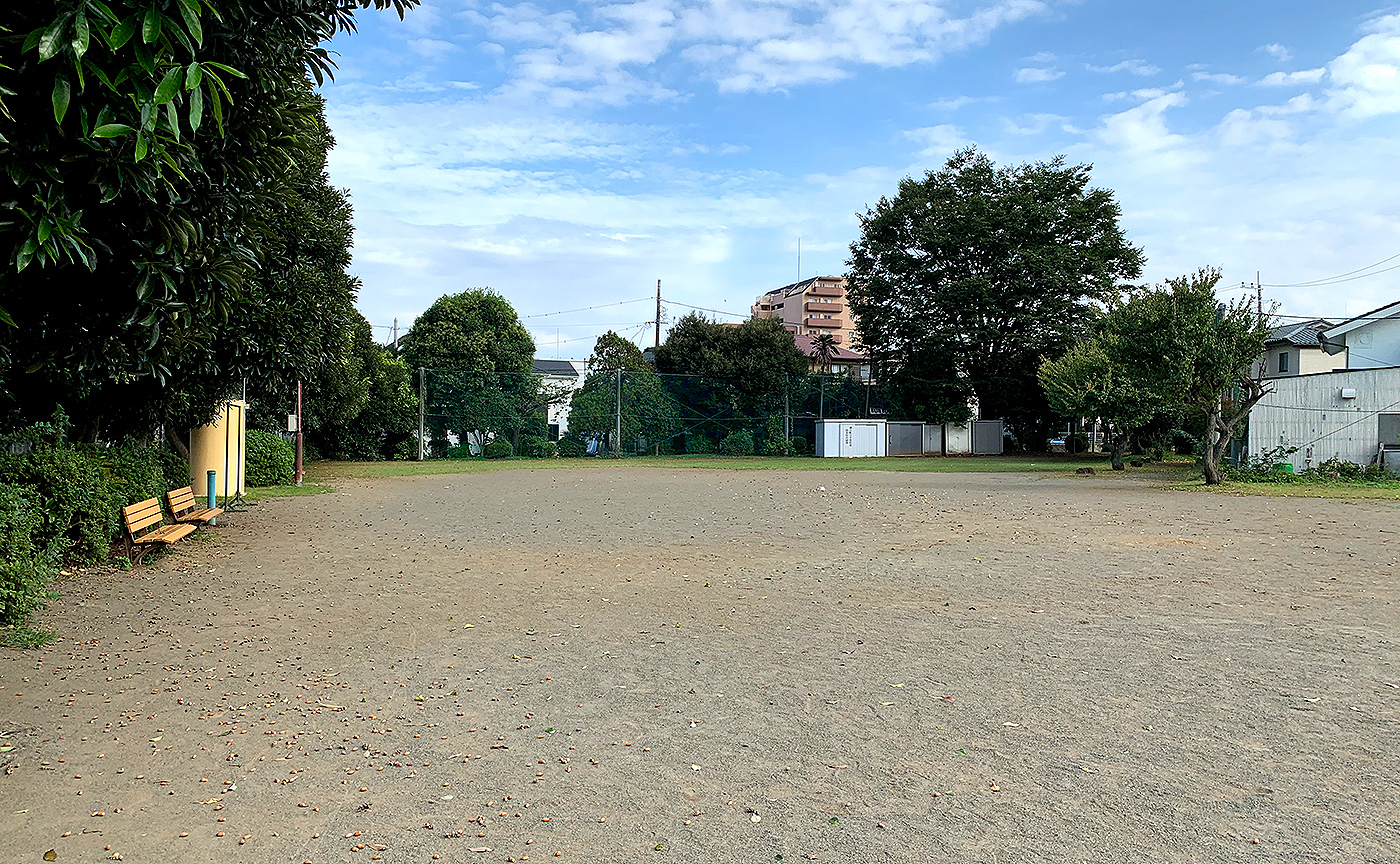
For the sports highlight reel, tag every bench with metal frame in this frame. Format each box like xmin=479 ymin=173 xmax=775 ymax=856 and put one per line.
xmin=121 ymin=498 xmax=195 ymax=565
xmin=166 ymin=485 xmax=224 ymax=525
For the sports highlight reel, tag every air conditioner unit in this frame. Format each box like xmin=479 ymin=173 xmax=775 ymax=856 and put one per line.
xmin=1340 ymin=388 xmax=1358 ymax=399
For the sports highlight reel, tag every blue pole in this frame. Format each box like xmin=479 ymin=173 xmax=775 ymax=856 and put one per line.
xmin=207 ymin=469 xmax=217 ymax=526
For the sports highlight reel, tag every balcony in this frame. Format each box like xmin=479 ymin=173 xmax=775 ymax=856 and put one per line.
xmin=808 ymin=282 xmax=843 ymax=297
xmin=805 ymin=301 xmax=842 ymax=313
xmin=805 ymin=317 xmax=842 ymax=329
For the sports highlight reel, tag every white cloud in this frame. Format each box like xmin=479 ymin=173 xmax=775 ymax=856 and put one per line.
xmin=1086 ymin=59 xmax=1160 ymax=76
xmin=1260 ymin=42 xmax=1293 ymax=62
xmin=1191 ymin=71 xmax=1245 ymax=85
xmin=1002 ymin=112 xmax=1065 ymax=135
xmin=447 ymin=0 xmax=1057 ymax=101
xmin=903 ymin=124 xmax=971 ymax=157
xmin=407 ymin=38 xmax=460 ymax=60
xmin=1259 ymin=67 xmax=1326 ymax=86
xmin=1015 ymin=66 xmax=1063 ymax=83
xmin=1325 ymin=12 xmax=1400 ymax=118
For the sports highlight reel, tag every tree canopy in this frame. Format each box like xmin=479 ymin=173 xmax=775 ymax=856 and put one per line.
xmin=400 ymin=289 xmax=535 ymax=374
xmin=654 ymin=313 xmax=807 ymax=415
xmin=846 ymin=148 xmax=1145 ymax=442
xmin=1040 ymin=267 xmax=1270 ymax=479
xmin=0 ymin=0 xmax=417 ymax=440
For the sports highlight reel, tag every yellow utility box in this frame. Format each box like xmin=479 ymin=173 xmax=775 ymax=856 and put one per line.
xmin=190 ymin=400 xmax=247 ymax=502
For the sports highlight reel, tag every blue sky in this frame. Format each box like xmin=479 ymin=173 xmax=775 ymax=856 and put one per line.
xmin=322 ymin=0 xmax=1400 ymax=356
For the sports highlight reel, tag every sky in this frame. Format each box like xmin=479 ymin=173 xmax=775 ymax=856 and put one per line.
xmin=321 ymin=0 xmax=1400 ymax=357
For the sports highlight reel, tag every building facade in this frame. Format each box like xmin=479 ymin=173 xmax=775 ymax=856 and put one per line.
xmin=1253 ymin=318 xmax=1343 ymax=379
xmin=751 ymin=276 xmax=858 ymax=347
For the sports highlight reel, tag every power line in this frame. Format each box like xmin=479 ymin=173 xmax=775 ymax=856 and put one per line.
xmin=665 ymin=300 xmax=749 ymax=320
xmin=1261 ymin=251 xmax=1400 ymax=288
xmin=521 ymin=297 xmax=652 ymax=319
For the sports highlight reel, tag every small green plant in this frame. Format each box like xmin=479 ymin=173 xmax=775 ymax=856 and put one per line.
xmin=520 ymin=435 xmax=554 ymax=458
xmin=789 ymin=435 xmax=808 ymax=455
xmin=685 ymin=434 xmax=716 ymax=455
xmin=445 ymin=443 xmax=475 ymax=459
xmin=484 ymin=438 xmax=513 ymax=459
xmin=0 ymin=624 xmax=56 ymax=649
xmin=246 ymin=429 xmax=295 ymax=486
xmin=557 ymin=436 xmax=587 ymax=458
xmin=718 ymin=430 xmax=755 ymax=457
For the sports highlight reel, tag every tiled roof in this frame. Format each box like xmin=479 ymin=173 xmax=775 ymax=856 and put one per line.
xmin=1266 ymin=319 xmax=1332 ymax=347
xmin=532 ymin=359 xmax=583 ymax=377
xmin=793 ymin=334 xmax=866 ymax=362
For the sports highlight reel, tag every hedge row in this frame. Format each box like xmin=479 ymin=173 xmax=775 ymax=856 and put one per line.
xmin=0 ymin=417 xmax=188 ymax=625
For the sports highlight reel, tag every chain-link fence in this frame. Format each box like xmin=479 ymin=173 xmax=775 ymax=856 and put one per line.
xmin=416 ymin=367 xmax=889 ymax=458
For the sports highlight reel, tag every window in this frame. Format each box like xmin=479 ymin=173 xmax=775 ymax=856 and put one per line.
xmin=1278 ymin=352 xmax=1289 ymax=373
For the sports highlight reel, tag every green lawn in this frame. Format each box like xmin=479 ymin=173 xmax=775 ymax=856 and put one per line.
xmin=243 ymin=483 xmax=335 ymax=501
xmin=307 ymin=453 xmax=1131 ymax=481
xmin=1177 ymin=479 xmax=1400 ymax=500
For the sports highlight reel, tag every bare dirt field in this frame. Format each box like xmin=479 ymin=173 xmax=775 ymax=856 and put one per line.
xmin=3 ymin=466 xmax=1398 ymax=863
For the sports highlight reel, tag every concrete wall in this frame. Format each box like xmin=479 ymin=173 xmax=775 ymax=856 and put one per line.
xmin=1247 ymin=367 xmax=1400 ymax=470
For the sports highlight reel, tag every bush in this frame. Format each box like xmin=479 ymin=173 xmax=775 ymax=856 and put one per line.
xmin=0 ymin=441 xmax=117 ymax=563
xmin=685 ymin=434 xmax=716 ymax=455
xmin=484 ymin=438 xmax=512 ymax=459
xmin=0 ymin=482 xmax=58 ymax=625
xmin=557 ymin=436 xmax=587 ymax=458
xmin=393 ymin=438 xmax=418 ymax=461
xmin=718 ymin=430 xmax=755 ymax=457
xmin=761 ymin=417 xmax=791 ymax=456
xmin=789 ymin=435 xmax=808 ymax=455
xmin=520 ymin=435 xmax=554 ymax=458
xmin=445 ymin=443 xmax=475 ymax=459
xmin=246 ymin=429 xmax=295 ymax=486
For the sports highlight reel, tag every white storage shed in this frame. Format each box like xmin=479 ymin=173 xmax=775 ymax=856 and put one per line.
xmin=816 ymin=419 xmax=887 ymax=458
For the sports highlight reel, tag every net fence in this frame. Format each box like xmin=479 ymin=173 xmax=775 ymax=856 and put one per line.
xmin=419 ymin=368 xmax=889 ymax=457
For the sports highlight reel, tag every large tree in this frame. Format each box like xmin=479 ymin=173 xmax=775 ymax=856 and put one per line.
xmin=400 ymin=289 xmax=546 ymax=452
xmin=846 ymin=148 xmax=1145 ymax=444
xmin=655 ymin=313 xmax=808 ymax=417
xmin=0 ymin=0 xmax=416 ymax=439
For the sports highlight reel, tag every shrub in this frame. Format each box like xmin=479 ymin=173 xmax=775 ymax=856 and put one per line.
xmin=0 ymin=482 xmax=58 ymax=625
xmin=686 ymin=434 xmax=716 ymax=455
xmin=246 ymin=429 xmax=295 ymax=486
xmin=761 ymin=417 xmax=791 ymax=456
xmin=393 ymin=438 xmax=418 ymax=461
xmin=718 ymin=430 xmax=755 ymax=457
xmin=484 ymin=438 xmax=512 ymax=459
xmin=557 ymin=436 xmax=587 ymax=458
xmin=0 ymin=441 xmax=118 ymax=563
xmin=520 ymin=435 xmax=554 ymax=458
xmin=789 ymin=435 xmax=808 ymax=455
xmin=445 ymin=443 xmax=475 ymax=459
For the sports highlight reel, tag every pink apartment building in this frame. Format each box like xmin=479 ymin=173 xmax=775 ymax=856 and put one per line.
xmin=750 ymin=276 xmax=859 ymax=348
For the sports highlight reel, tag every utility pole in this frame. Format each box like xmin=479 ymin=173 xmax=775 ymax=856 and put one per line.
xmin=417 ymin=368 xmax=426 ymax=461
xmin=655 ymin=279 xmax=662 ymax=349
xmin=294 ymin=380 xmax=304 ymax=486
xmin=392 ymin=317 xmax=398 ymax=354
xmin=614 ymin=369 xmax=623 ymax=458
xmin=1257 ymin=271 xmax=1263 ymax=324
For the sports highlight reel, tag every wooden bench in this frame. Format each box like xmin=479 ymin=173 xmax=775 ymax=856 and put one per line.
xmin=121 ymin=498 xmax=195 ymax=565
xmin=166 ymin=486 xmax=224 ymax=525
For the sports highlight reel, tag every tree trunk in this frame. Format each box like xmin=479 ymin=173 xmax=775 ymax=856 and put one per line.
xmin=165 ymin=425 xmax=190 ymax=460
xmin=1109 ymin=430 xmax=1127 ymax=470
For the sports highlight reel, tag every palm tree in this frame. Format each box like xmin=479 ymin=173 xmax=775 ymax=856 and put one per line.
xmin=810 ymin=333 xmax=838 ymax=374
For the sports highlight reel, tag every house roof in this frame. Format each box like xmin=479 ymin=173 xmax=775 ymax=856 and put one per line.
xmin=531 ymin=359 xmax=584 ymax=377
xmin=1321 ymin=300 xmax=1400 ymax=340
xmin=793 ymin=334 xmax=866 ymax=362
xmin=758 ymin=275 xmax=845 ymax=301
xmin=1266 ymin=318 xmax=1332 ymax=347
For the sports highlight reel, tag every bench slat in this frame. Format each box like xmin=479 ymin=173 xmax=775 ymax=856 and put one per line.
xmin=175 ymin=507 xmax=223 ymax=524
xmin=168 ymin=486 xmax=197 ymax=508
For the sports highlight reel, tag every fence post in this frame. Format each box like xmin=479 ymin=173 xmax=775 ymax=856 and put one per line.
xmin=614 ymin=369 xmax=622 ymax=458
xmin=784 ymin=376 xmax=790 ymax=441
xmin=418 ymin=368 xmax=426 ymax=461
xmin=819 ymin=376 xmax=825 ymax=421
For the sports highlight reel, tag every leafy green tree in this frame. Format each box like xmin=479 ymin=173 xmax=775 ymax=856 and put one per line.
xmin=0 ymin=0 xmax=416 ymax=439
xmin=568 ymin=331 xmax=678 ymax=454
xmin=655 ymin=313 xmax=807 ymax=417
xmin=1040 ymin=267 xmax=1270 ymax=481
xmin=304 ymin=316 xmax=418 ymax=460
xmin=400 ymin=289 xmax=546 ymax=452
xmin=846 ymin=148 xmax=1145 ymax=445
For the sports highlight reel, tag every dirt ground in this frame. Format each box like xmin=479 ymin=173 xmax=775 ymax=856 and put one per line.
xmin=2 ymin=466 xmax=1398 ymax=863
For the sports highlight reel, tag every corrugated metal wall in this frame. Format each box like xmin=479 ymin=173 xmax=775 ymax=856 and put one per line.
xmin=1247 ymin=367 xmax=1400 ymax=470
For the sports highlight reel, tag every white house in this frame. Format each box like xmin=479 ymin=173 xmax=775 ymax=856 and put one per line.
xmin=532 ymin=359 xmax=588 ymax=440
xmin=1319 ymin=301 xmax=1400 ymax=368
xmin=1253 ymin=318 xmax=1342 ymax=379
